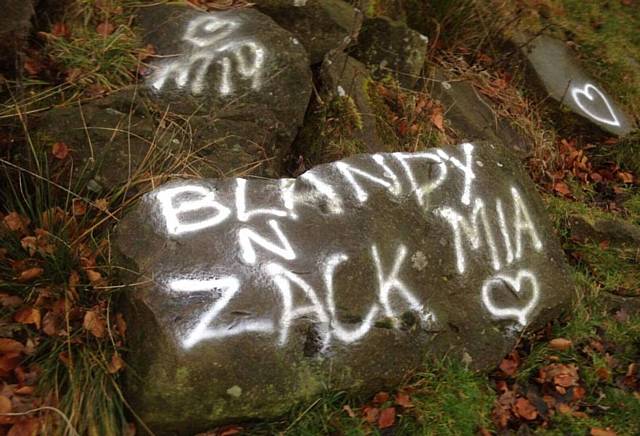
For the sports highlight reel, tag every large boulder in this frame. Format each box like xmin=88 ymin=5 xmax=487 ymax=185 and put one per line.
xmin=517 ymin=33 xmax=635 ymax=137
xmin=350 ymin=16 xmax=429 ymax=89
xmin=252 ymin=0 xmax=359 ymax=65
xmin=115 ymin=142 xmax=573 ymax=433
xmin=137 ymin=4 xmax=313 ymax=165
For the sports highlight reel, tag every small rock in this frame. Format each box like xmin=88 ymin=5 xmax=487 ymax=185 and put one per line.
xmin=253 ymin=0 xmax=359 ymax=64
xmin=426 ymin=66 xmax=532 ymax=157
xmin=516 ymin=33 xmax=635 ymax=137
xmin=568 ymin=214 xmax=640 ymax=248
xmin=351 ymin=16 xmax=428 ymax=89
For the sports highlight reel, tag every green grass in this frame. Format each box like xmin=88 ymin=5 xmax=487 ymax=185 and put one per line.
xmin=247 ymin=359 xmax=494 ymax=435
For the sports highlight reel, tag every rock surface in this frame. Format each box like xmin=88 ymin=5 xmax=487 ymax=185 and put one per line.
xmin=115 ymin=142 xmax=573 ymax=433
xmin=518 ymin=34 xmax=635 ymax=137
xmin=0 ymin=0 xmax=34 ymax=73
xmin=138 ymin=4 xmax=312 ymax=150
xmin=351 ymin=16 xmax=428 ymax=89
xmin=29 ymin=90 xmax=157 ymax=192
xmin=568 ymin=215 xmax=640 ymax=248
xmin=253 ymin=0 xmax=359 ymax=65
xmin=29 ymin=88 xmax=286 ymax=193
xmin=427 ymin=67 xmax=532 ymax=156
xmin=315 ymin=52 xmax=389 ymax=154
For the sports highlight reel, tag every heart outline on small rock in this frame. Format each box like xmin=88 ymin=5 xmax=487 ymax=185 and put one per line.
xmin=481 ymin=270 xmax=540 ymax=326
xmin=571 ymin=83 xmax=621 ymax=127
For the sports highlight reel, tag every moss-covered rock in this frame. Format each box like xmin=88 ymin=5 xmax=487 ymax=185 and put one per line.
xmin=350 ymin=16 xmax=428 ymax=89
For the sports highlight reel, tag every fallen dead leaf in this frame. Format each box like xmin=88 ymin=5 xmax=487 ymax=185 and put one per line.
xmin=116 ymin=313 xmax=127 ymax=338
xmin=17 ymin=268 xmax=43 ymax=283
xmin=0 ymin=339 xmax=24 ymax=354
xmin=51 ymin=142 xmax=69 ymax=160
xmin=23 ymin=57 xmax=43 ymax=76
xmin=430 ymin=110 xmax=445 ymax=132
xmin=14 ymin=307 xmax=41 ymax=329
xmin=0 ymin=395 xmax=11 ymax=414
xmin=8 ymin=418 xmax=40 ymax=436
xmin=14 ymin=386 xmax=34 ymax=395
xmin=20 ymin=237 xmax=37 ymax=256
xmin=395 ymin=392 xmax=413 ymax=408
xmin=51 ymin=22 xmax=70 ymax=38
xmin=363 ymin=406 xmax=379 ymax=424
xmin=4 ymin=212 xmax=30 ymax=233
xmin=595 ymin=366 xmax=611 ymax=382
xmin=72 ymin=199 xmax=87 ymax=216
xmin=83 ymin=310 xmax=106 ymax=338
xmin=373 ymin=391 xmax=390 ymax=405
xmin=0 ymin=296 xmax=22 ymax=309
xmin=42 ymin=312 xmax=60 ymax=336
xmin=554 ymin=181 xmax=572 ymax=197
xmin=86 ymin=269 xmax=102 ymax=283
xmin=107 ymin=353 xmax=125 ymax=374
xmin=0 ymin=352 xmax=22 ymax=376
xmin=499 ymin=352 xmax=520 ymax=376
xmin=556 ymin=403 xmax=572 ymax=414
xmin=377 ymin=407 xmax=396 ymax=429
xmin=96 ymin=22 xmax=115 ymax=36
xmin=95 ymin=198 xmax=109 ymax=212
xmin=617 ymin=171 xmax=634 ymax=184
xmin=549 ymin=338 xmax=572 ymax=351
xmin=514 ymin=397 xmax=537 ymax=421
xmin=591 ymin=428 xmax=617 ymax=436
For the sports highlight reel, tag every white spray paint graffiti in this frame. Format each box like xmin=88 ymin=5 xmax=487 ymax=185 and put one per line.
xmin=481 ymin=270 xmax=540 ymax=326
xmin=511 ymin=187 xmax=543 ymax=259
xmin=436 ymin=186 xmax=543 ymax=274
xmin=394 ymin=152 xmax=447 ymax=209
xmin=371 ymin=245 xmax=435 ymax=327
xmin=149 ymin=143 xmax=549 ymax=349
xmin=571 ymin=83 xmax=621 ymax=127
xmin=155 ymin=185 xmax=231 ymax=236
xmin=238 ymin=220 xmax=296 ymax=264
xmin=436 ymin=198 xmax=502 ymax=274
xmin=149 ymin=15 xmax=265 ymax=96
xmin=168 ymin=276 xmax=274 ymax=349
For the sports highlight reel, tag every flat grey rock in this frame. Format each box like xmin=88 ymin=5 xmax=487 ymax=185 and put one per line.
xmin=138 ymin=5 xmax=312 ymax=148
xmin=519 ymin=34 xmax=635 ymax=137
xmin=116 ymin=142 xmax=572 ymax=433
xmin=427 ymin=67 xmax=532 ymax=157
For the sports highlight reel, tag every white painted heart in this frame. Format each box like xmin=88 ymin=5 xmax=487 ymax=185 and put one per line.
xmin=571 ymin=83 xmax=621 ymax=127
xmin=481 ymin=270 xmax=540 ymax=326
